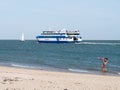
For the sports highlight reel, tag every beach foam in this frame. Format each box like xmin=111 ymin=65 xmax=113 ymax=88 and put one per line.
xmin=11 ymin=63 xmax=35 ymax=69
xmin=68 ymin=68 xmax=89 ymax=73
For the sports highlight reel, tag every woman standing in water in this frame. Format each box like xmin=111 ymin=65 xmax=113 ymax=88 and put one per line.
xmin=101 ymin=58 xmax=108 ymax=72
xmin=98 ymin=57 xmax=109 ymax=72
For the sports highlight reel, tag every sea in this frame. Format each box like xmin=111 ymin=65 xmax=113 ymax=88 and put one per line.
xmin=0 ymin=40 xmax=120 ymax=76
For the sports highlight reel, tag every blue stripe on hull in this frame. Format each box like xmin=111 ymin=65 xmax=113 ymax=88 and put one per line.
xmin=37 ymin=41 xmax=74 ymax=43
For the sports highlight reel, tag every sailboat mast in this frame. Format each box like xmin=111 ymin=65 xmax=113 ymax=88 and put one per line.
xmin=21 ymin=33 xmax=25 ymax=41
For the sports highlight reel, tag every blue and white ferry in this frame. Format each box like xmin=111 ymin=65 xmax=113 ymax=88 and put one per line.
xmin=36 ymin=29 xmax=82 ymax=43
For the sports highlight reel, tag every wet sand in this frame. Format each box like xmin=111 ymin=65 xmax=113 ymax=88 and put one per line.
xmin=0 ymin=66 xmax=120 ymax=90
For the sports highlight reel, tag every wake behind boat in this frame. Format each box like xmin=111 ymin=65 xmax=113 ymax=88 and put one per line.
xmin=36 ymin=29 xmax=82 ymax=43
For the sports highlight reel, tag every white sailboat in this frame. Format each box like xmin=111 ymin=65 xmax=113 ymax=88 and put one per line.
xmin=21 ymin=33 xmax=25 ymax=42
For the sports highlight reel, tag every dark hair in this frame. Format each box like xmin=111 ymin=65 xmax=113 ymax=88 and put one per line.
xmin=104 ymin=58 xmax=108 ymax=60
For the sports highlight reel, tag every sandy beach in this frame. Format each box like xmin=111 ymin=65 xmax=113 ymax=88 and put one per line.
xmin=0 ymin=66 xmax=119 ymax=90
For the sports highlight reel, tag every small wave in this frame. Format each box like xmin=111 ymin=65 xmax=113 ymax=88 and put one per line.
xmin=118 ymin=72 xmax=120 ymax=75
xmin=11 ymin=63 xmax=34 ymax=68
xmin=68 ymin=68 xmax=89 ymax=73
xmin=109 ymin=64 xmax=120 ymax=68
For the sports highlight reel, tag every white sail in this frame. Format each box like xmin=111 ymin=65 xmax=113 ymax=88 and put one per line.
xmin=21 ymin=33 xmax=25 ymax=41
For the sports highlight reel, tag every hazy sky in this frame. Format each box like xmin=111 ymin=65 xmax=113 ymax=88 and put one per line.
xmin=0 ymin=0 xmax=120 ymax=40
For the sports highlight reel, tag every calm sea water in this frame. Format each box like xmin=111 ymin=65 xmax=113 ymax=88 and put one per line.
xmin=0 ymin=40 xmax=120 ymax=76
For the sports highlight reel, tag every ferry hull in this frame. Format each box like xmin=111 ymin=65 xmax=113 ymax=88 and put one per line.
xmin=37 ymin=39 xmax=82 ymax=43
xmin=37 ymin=41 xmax=76 ymax=43
xmin=36 ymin=37 xmax=82 ymax=43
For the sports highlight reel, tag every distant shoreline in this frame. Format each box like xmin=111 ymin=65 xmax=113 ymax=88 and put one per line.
xmin=0 ymin=39 xmax=120 ymax=41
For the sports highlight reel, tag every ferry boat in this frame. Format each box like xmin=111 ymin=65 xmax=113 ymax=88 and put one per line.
xmin=36 ymin=29 xmax=82 ymax=43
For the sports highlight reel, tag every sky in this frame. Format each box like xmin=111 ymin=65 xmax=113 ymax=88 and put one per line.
xmin=0 ymin=0 xmax=120 ymax=40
